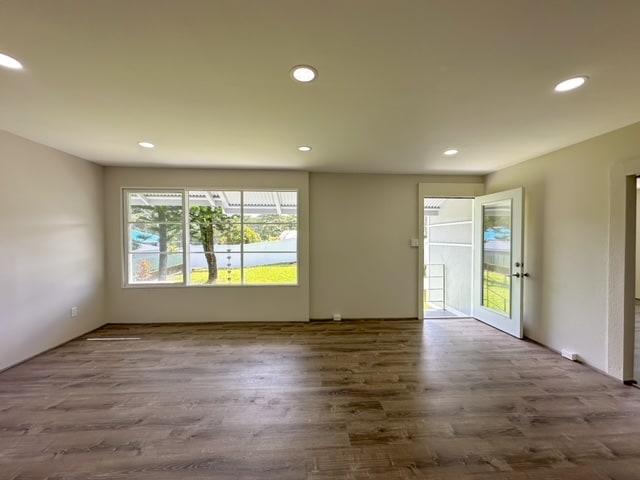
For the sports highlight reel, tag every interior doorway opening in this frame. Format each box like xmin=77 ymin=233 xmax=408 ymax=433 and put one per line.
xmin=424 ymin=197 xmax=474 ymax=318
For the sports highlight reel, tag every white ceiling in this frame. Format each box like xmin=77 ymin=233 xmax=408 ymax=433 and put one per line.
xmin=1 ymin=0 xmax=640 ymax=174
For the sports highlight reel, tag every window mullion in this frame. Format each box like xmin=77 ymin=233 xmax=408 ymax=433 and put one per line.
xmin=183 ymin=189 xmax=189 ymax=286
xmin=240 ymin=190 xmax=244 ymax=285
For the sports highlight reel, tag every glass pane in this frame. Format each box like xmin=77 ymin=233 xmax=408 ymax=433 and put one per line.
xmin=188 ymin=190 xmax=242 ymax=215
xmin=482 ymin=200 xmax=512 ymax=315
xmin=127 ymin=192 xmax=183 ymax=222
xmin=243 ymin=191 xmax=298 ymax=221
xmin=129 ymin=224 xmax=183 ymax=252
xmin=189 ymin=220 xmax=243 ymax=252
xmin=244 ymin=222 xmax=298 ymax=243
xmin=241 ymin=225 xmax=297 ymax=252
xmin=188 ymin=191 xmax=242 ymax=252
xmin=129 ymin=253 xmax=184 ymax=284
xmin=201 ymin=253 xmax=242 ymax=285
xmin=242 ymin=253 xmax=297 ymax=285
xmin=187 ymin=252 xmax=241 ymax=285
xmin=212 ymin=243 xmax=241 ymax=254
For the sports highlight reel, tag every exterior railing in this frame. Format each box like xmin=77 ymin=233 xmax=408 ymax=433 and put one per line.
xmin=424 ymin=264 xmax=445 ymax=311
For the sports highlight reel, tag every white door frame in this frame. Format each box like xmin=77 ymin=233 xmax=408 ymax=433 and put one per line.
xmin=608 ymin=160 xmax=639 ymax=382
xmin=418 ymin=182 xmax=485 ymax=320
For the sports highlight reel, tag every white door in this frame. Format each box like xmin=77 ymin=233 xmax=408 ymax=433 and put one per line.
xmin=472 ymin=188 xmax=525 ymax=338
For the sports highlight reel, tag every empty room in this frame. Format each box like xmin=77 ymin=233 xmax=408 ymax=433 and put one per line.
xmin=2 ymin=1 xmax=640 ymax=479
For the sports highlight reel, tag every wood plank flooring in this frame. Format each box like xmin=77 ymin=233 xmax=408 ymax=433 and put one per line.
xmin=2 ymin=318 xmax=640 ymax=479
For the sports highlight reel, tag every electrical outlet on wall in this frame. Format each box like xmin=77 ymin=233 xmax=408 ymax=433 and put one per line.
xmin=333 ymin=313 xmax=341 ymax=321
xmin=71 ymin=306 xmax=78 ymax=318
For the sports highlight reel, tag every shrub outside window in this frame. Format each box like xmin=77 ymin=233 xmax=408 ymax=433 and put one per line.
xmin=124 ymin=189 xmax=298 ymax=286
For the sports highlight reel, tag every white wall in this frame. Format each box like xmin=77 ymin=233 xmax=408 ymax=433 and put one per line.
xmin=105 ymin=170 xmax=483 ymax=323
xmin=104 ymin=167 xmax=309 ymax=323
xmin=485 ymin=121 xmax=640 ymax=374
xmin=309 ymin=173 xmax=483 ymax=319
xmin=0 ymin=130 xmax=105 ymax=370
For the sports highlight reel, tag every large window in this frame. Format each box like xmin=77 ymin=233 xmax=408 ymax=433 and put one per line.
xmin=124 ymin=189 xmax=298 ymax=286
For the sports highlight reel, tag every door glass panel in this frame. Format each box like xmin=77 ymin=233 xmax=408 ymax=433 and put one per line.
xmin=482 ymin=199 xmax=512 ymax=316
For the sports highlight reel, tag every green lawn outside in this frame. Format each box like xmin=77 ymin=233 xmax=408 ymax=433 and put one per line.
xmin=169 ymin=263 xmax=297 ymax=285
xmin=483 ymin=270 xmax=510 ymax=315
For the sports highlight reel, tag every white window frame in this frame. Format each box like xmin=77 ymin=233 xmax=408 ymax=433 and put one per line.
xmin=122 ymin=188 xmax=299 ymax=288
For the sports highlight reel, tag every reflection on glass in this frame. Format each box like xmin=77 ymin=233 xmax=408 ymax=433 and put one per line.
xmin=482 ymin=200 xmax=512 ymax=316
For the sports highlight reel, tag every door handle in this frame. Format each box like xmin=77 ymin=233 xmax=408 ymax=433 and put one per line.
xmin=511 ymin=272 xmax=521 ymax=278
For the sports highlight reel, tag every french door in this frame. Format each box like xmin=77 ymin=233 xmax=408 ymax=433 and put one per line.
xmin=472 ymin=188 xmax=525 ymax=338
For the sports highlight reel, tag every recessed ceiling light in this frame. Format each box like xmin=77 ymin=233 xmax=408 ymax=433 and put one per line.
xmin=298 ymin=145 xmax=312 ymax=152
xmin=291 ymin=65 xmax=317 ymax=83
xmin=0 ymin=52 xmax=23 ymax=70
xmin=137 ymin=141 xmax=155 ymax=149
xmin=443 ymin=149 xmax=459 ymax=156
xmin=554 ymin=76 xmax=588 ymax=92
